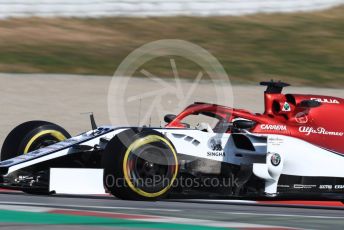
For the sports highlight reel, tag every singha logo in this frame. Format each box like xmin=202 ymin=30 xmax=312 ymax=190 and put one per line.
xmin=208 ymin=137 xmax=223 ymax=151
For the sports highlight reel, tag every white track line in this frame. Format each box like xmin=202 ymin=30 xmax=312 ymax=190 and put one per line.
xmin=176 ymin=199 xmax=258 ymax=204
xmin=0 ymin=204 xmax=53 ymax=213
xmin=0 ymin=201 xmax=181 ymax=212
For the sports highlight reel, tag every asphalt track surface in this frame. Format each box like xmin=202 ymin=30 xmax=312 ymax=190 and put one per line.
xmin=0 ymin=191 xmax=343 ymax=229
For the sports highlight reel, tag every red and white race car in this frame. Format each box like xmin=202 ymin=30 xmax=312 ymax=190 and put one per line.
xmin=0 ymin=81 xmax=343 ymax=200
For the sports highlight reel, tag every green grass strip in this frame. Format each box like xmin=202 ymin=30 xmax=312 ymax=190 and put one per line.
xmin=0 ymin=209 xmax=233 ymax=230
xmin=1 ymin=6 xmax=344 ymax=87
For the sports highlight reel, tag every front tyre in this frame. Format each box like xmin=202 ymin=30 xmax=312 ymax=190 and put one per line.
xmin=1 ymin=120 xmax=70 ymax=161
xmin=102 ymin=130 xmax=178 ymax=200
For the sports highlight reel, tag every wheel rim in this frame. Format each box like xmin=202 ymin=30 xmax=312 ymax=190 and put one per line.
xmin=28 ymin=135 xmax=59 ymax=151
xmin=24 ymin=130 xmax=67 ymax=153
xmin=123 ymin=135 xmax=178 ymax=197
xmin=129 ymin=145 xmax=169 ymax=188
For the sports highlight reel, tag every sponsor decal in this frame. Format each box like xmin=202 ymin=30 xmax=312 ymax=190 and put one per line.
xmin=295 ymin=112 xmax=308 ymax=124
xmin=208 ymin=136 xmax=223 ymax=151
xmin=293 ymin=184 xmax=316 ymax=189
xmin=65 ymin=138 xmax=79 ymax=143
xmin=335 ymin=185 xmax=344 ymax=189
xmin=207 ymin=136 xmax=225 ymax=157
xmin=311 ymin=98 xmax=340 ymax=104
xmin=207 ymin=152 xmax=226 ymax=157
xmin=282 ymin=102 xmax=291 ymax=112
xmin=29 ymin=149 xmax=43 ymax=155
xmin=261 ymin=124 xmax=287 ymax=131
xmin=270 ymin=153 xmax=281 ymax=166
xmin=277 ymin=185 xmax=290 ymax=188
xmin=13 ymin=154 xmax=36 ymax=160
xmin=319 ymin=185 xmax=332 ymax=189
xmin=15 ymin=156 xmax=31 ymax=160
xmin=268 ymin=137 xmax=284 ymax=146
xmin=299 ymin=126 xmax=344 ymax=136
xmin=40 ymin=146 xmax=59 ymax=151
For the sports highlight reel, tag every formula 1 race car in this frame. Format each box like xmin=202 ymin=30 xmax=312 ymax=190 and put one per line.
xmin=0 ymin=81 xmax=343 ymax=200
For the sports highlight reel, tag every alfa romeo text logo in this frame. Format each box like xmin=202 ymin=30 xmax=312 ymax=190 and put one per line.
xmin=299 ymin=126 xmax=343 ymax=136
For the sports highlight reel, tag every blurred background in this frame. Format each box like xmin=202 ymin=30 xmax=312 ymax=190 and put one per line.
xmin=0 ymin=0 xmax=343 ymax=87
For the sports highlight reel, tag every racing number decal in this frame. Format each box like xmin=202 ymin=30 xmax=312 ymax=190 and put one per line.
xmin=122 ymin=135 xmax=178 ymax=198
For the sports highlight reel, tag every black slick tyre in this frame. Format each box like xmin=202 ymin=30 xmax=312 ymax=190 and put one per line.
xmin=1 ymin=120 xmax=70 ymax=161
xmin=102 ymin=129 xmax=178 ymax=200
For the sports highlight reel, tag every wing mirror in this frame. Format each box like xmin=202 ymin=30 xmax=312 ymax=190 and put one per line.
xmin=299 ymin=100 xmax=321 ymax=108
xmin=164 ymin=114 xmax=176 ymax=123
xmin=233 ymin=120 xmax=256 ymax=129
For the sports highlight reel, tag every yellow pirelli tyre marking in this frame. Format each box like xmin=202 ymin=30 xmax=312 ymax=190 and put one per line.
xmin=24 ymin=130 xmax=67 ymax=154
xmin=123 ymin=135 xmax=178 ymax=198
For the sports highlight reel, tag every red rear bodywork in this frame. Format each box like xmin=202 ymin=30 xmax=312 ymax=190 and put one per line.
xmin=166 ymin=82 xmax=344 ymax=154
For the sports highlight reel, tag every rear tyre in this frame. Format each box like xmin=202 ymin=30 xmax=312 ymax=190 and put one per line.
xmin=1 ymin=120 xmax=71 ymax=160
xmin=102 ymin=130 xmax=178 ymax=200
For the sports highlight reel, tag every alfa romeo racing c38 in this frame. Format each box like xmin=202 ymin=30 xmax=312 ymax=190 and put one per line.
xmin=0 ymin=81 xmax=343 ymax=200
